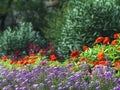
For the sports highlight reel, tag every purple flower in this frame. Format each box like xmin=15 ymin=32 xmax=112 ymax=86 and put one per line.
xmin=39 ymin=83 xmax=44 ymax=88
xmin=58 ymin=86 xmax=63 ymax=90
xmin=96 ymin=80 xmax=100 ymax=86
xmin=6 ymin=74 xmax=13 ymax=80
xmin=15 ymin=87 xmax=21 ymax=90
xmin=74 ymin=81 xmax=80 ymax=88
xmin=2 ymin=87 xmax=8 ymax=90
xmin=58 ymin=82 xmax=63 ymax=87
xmin=96 ymin=86 xmax=101 ymax=90
xmin=32 ymin=84 xmax=39 ymax=89
xmin=66 ymin=81 xmax=72 ymax=87
xmin=80 ymin=81 xmax=88 ymax=89
xmin=48 ymin=73 xmax=56 ymax=79
xmin=116 ymin=78 xmax=120 ymax=84
xmin=66 ymin=63 xmax=73 ymax=68
xmin=33 ymin=66 xmax=40 ymax=72
xmin=103 ymin=71 xmax=113 ymax=82
xmin=112 ymin=85 xmax=120 ymax=90
xmin=67 ymin=76 xmax=74 ymax=82
xmin=20 ymin=87 xmax=27 ymax=90
xmin=65 ymin=85 xmax=69 ymax=89
xmin=20 ymin=79 xmax=28 ymax=86
xmin=47 ymin=80 xmax=52 ymax=86
xmin=50 ymin=85 xmax=56 ymax=90
xmin=89 ymin=81 xmax=95 ymax=88
xmin=45 ymin=78 xmax=49 ymax=82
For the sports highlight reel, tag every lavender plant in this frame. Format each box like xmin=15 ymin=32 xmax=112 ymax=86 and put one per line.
xmin=0 ymin=63 xmax=119 ymax=90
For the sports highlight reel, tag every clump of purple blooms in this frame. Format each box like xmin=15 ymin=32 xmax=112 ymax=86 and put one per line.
xmin=0 ymin=62 xmax=120 ymax=90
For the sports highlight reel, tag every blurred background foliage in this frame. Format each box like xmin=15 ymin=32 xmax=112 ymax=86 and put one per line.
xmin=0 ymin=0 xmax=120 ymax=58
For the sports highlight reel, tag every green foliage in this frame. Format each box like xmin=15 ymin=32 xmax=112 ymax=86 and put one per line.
xmin=43 ymin=0 xmax=68 ymax=45
xmin=0 ymin=0 xmax=48 ymax=35
xmin=0 ymin=0 xmax=10 ymax=14
xmin=0 ymin=22 xmax=48 ymax=55
xmin=57 ymin=0 xmax=120 ymax=58
xmin=13 ymin=0 xmax=48 ymax=32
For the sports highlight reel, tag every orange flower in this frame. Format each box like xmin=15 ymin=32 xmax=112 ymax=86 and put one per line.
xmin=80 ymin=57 xmax=87 ymax=61
xmin=114 ymin=33 xmax=120 ymax=39
xmin=114 ymin=60 xmax=120 ymax=70
xmin=10 ymin=60 xmax=14 ymax=65
xmin=111 ymin=40 xmax=118 ymax=45
xmin=82 ymin=46 xmax=89 ymax=51
xmin=50 ymin=54 xmax=57 ymax=61
xmin=24 ymin=56 xmax=29 ymax=60
xmin=70 ymin=50 xmax=80 ymax=58
xmin=97 ymin=52 xmax=105 ymax=60
xmin=17 ymin=61 xmax=21 ymax=65
xmin=94 ymin=37 xmax=104 ymax=44
xmin=88 ymin=61 xmax=94 ymax=65
xmin=118 ymin=47 xmax=120 ymax=51
xmin=98 ymin=61 xmax=108 ymax=66
xmin=22 ymin=60 xmax=29 ymax=65
xmin=29 ymin=59 xmax=36 ymax=64
xmin=29 ymin=54 xmax=36 ymax=57
xmin=2 ymin=59 xmax=7 ymax=62
xmin=103 ymin=37 xmax=110 ymax=44
xmin=68 ymin=60 xmax=72 ymax=64
xmin=13 ymin=60 xmax=18 ymax=64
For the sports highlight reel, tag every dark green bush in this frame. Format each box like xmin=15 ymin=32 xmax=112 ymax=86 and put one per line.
xmin=0 ymin=0 xmax=48 ymax=34
xmin=0 ymin=22 xmax=48 ymax=56
xmin=57 ymin=0 xmax=120 ymax=58
xmin=14 ymin=0 xmax=47 ymax=32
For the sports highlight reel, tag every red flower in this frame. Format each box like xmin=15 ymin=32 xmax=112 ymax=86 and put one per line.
xmin=111 ymin=40 xmax=118 ymax=45
xmin=2 ymin=55 xmax=8 ymax=62
xmin=94 ymin=37 xmax=104 ymax=44
xmin=94 ymin=60 xmax=108 ymax=66
xmin=82 ymin=46 xmax=89 ymax=51
xmin=103 ymin=37 xmax=110 ymax=44
xmin=97 ymin=52 xmax=105 ymax=60
xmin=93 ymin=61 xmax=99 ymax=66
xmin=50 ymin=54 xmax=57 ymax=61
xmin=39 ymin=49 xmax=45 ymax=55
xmin=70 ymin=50 xmax=80 ymax=58
xmin=114 ymin=33 xmax=120 ymax=39
xmin=41 ymin=61 xmax=47 ymax=66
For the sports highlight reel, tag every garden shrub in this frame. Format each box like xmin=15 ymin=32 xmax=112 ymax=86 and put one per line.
xmin=0 ymin=22 xmax=48 ymax=56
xmin=57 ymin=0 xmax=120 ymax=58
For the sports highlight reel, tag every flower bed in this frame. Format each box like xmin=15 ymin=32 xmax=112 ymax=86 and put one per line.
xmin=0 ymin=33 xmax=120 ymax=90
